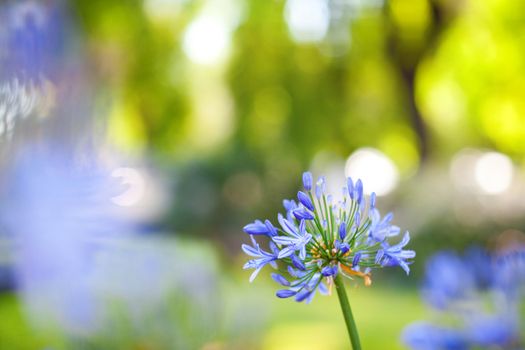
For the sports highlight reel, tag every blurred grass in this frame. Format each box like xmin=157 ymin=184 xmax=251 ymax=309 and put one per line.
xmin=0 ymin=293 xmax=66 ymax=350
xmin=263 ymin=284 xmax=424 ymax=350
xmin=0 ymin=279 xmax=423 ymax=350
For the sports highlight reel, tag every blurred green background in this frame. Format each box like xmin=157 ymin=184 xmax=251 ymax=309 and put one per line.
xmin=2 ymin=0 xmax=525 ymax=349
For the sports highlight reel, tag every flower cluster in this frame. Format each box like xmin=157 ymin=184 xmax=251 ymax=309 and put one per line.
xmin=242 ymin=171 xmax=415 ymax=303
xmin=403 ymin=247 xmax=525 ymax=349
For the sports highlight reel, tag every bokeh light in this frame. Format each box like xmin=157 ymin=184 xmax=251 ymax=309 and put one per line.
xmin=111 ymin=167 xmax=145 ymax=207
xmin=474 ymin=151 xmax=514 ymax=195
xmin=345 ymin=147 xmax=399 ymax=196
xmin=284 ymin=0 xmax=330 ymax=44
xmin=182 ymin=15 xmax=231 ymax=65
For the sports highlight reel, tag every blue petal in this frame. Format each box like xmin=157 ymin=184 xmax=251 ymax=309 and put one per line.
xmin=269 ymin=241 xmax=280 ymax=256
xmin=347 ymin=177 xmax=354 ymax=199
xmin=297 ymin=191 xmax=314 ymax=211
xmin=291 ymin=254 xmax=306 ymax=270
xmin=295 ymin=289 xmax=312 ymax=302
xmin=271 ymin=273 xmax=291 ymax=286
xmin=243 ymin=220 xmax=269 ymax=235
xmin=278 ymin=213 xmax=298 ymax=236
xmin=241 ymin=243 xmax=260 ymax=257
xmin=283 ymin=199 xmax=297 ymax=212
xmin=293 ymin=208 xmax=314 ymax=220
xmin=321 ymin=265 xmax=338 ymax=277
xmin=287 ymin=265 xmax=298 ymax=277
xmin=278 ymin=246 xmax=296 ymax=259
xmin=299 ymin=245 xmax=306 ymax=260
xmin=355 ymin=179 xmax=363 ymax=204
xmin=339 ymin=242 xmax=350 ymax=254
xmin=302 ymin=172 xmax=313 ymax=191
xmin=369 ymin=192 xmax=376 ymax=209
xmin=249 ymin=266 xmax=263 ymax=282
xmin=276 ymin=289 xmax=297 ymax=298
xmin=339 ymin=222 xmax=347 ymax=240
xmin=272 ymin=236 xmax=296 ymax=245
xmin=352 ymin=252 xmax=362 ymax=267
xmin=264 ymin=220 xmax=278 ymax=236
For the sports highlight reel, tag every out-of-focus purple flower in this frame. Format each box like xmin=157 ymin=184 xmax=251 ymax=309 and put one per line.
xmin=466 ymin=315 xmax=519 ymax=347
xmin=1 ymin=0 xmax=66 ymax=82
xmin=402 ymin=322 xmax=468 ymax=350
xmin=494 ymin=250 xmax=525 ymax=300
xmin=403 ymin=248 xmax=525 ymax=350
xmin=0 ymin=1 xmax=62 ymax=138
xmin=0 ymin=149 xmax=223 ymax=348
xmin=422 ymin=251 xmax=476 ymax=309
xmin=0 ymin=150 xmax=132 ymax=333
xmin=241 ymin=171 xmax=414 ymax=303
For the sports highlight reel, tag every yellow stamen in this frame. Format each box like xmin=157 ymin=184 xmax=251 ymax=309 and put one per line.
xmin=364 ymin=274 xmax=372 ymax=287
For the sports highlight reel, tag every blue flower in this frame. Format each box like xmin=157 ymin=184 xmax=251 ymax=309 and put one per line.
xmin=276 ymin=289 xmax=297 ymax=298
xmin=403 ymin=248 xmax=525 ymax=350
xmin=292 ymin=207 xmax=314 ymax=220
xmin=402 ymin=322 xmax=468 ymax=350
xmin=375 ymin=232 xmax=415 ymax=274
xmin=243 ymin=219 xmax=277 ymax=236
xmin=321 ymin=265 xmax=338 ymax=277
xmin=283 ymin=199 xmax=298 ymax=221
xmin=271 ymin=273 xmax=291 ymax=286
xmin=242 ymin=236 xmax=278 ymax=282
xmin=494 ymin=250 xmax=525 ymax=300
xmin=242 ymin=171 xmax=414 ymax=303
xmin=297 ymin=191 xmax=314 ymax=211
xmin=339 ymin=223 xmax=347 ymax=240
xmin=368 ymin=210 xmax=400 ymax=242
xmin=302 ymin=172 xmax=313 ymax=191
xmin=273 ymin=217 xmax=312 ymax=260
xmin=421 ymin=251 xmax=476 ymax=309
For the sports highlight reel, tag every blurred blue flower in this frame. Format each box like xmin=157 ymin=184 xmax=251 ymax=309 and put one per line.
xmin=402 ymin=247 xmax=525 ymax=349
xmin=0 ymin=148 xmax=226 ymax=348
xmin=241 ymin=171 xmax=415 ymax=303
xmin=1 ymin=0 xmax=66 ymax=82
xmin=0 ymin=0 xmax=72 ymax=139
xmin=0 ymin=149 xmax=133 ymax=334
xmin=403 ymin=322 xmax=468 ymax=350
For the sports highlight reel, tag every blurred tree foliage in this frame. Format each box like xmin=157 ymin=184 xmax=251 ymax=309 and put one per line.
xmin=70 ymin=0 xmax=525 ymax=247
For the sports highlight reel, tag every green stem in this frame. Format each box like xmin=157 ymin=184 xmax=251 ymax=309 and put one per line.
xmin=334 ymin=274 xmax=362 ymax=350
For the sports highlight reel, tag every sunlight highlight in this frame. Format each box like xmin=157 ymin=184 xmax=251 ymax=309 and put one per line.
xmin=182 ymin=15 xmax=230 ymax=65
xmin=345 ymin=148 xmax=399 ymax=196
xmin=474 ymin=152 xmax=513 ymax=195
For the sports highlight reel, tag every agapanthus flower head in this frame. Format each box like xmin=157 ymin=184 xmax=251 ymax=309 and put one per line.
xmin=403 ymin=247 xmax=525 ymax=350
xmin=241 ymin=171 xmax=415 ymax=303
